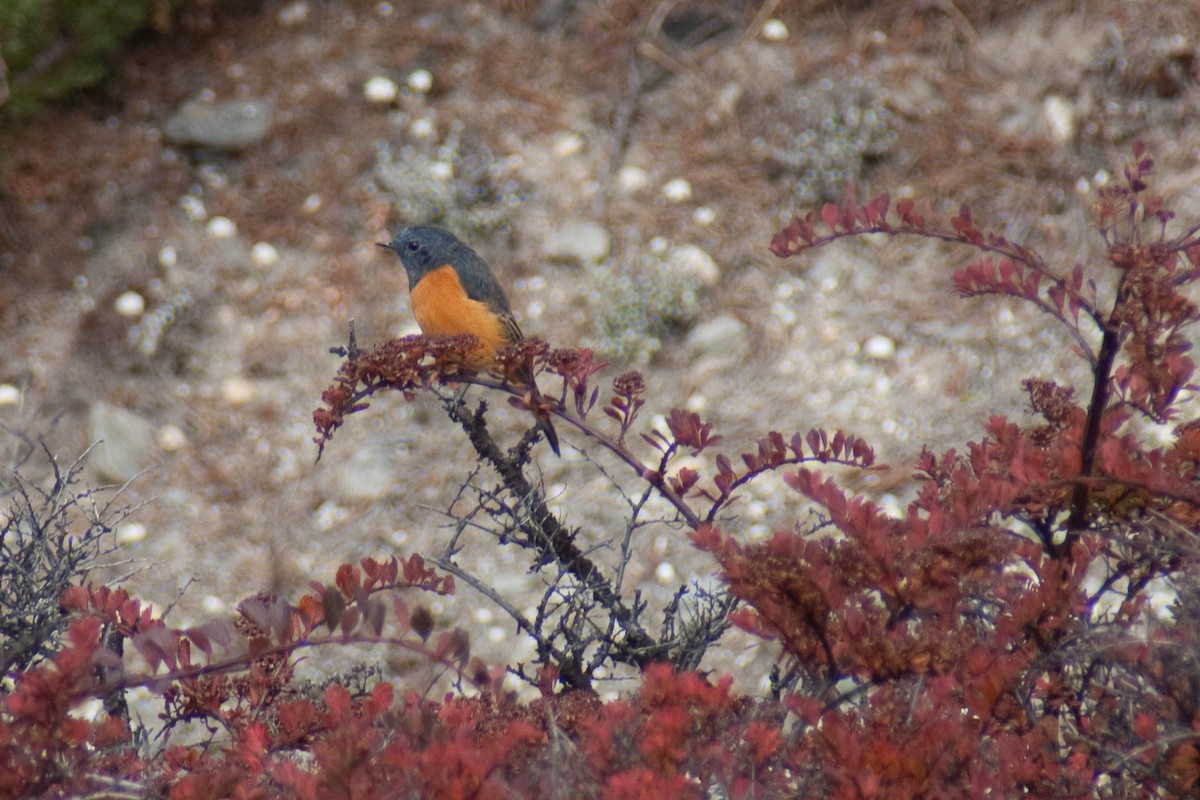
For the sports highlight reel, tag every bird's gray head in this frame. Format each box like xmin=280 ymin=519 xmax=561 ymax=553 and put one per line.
xmin=377 ymin=225 xmax=464 ymax=283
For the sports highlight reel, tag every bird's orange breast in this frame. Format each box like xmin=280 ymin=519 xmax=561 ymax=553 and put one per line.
xmin=410 ymin=265 xmax=510 ymax=369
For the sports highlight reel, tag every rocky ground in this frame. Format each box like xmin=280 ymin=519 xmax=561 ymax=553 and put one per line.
xmin=3 ymin=0 xmax=1200 ymax=710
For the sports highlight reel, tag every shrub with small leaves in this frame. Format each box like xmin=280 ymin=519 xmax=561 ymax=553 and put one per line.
xmin=0 ymin=0 xmax=153 ymax=116
xmin=372 ymin=130 xmax=527 ymax=232
xmin=589 ymin=249 xmax=702 ymax=364
xmin=754 ymin=71 xmax=896 ymax=204
xmin=0 ymin=434 xmax=128 ymax=677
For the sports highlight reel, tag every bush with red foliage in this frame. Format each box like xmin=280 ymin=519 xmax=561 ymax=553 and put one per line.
xmin=4 ymin=143 xmax=1200 ymax=798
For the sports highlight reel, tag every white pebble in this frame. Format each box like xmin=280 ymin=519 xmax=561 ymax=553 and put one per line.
xmin=116 ymin=522 xmax=148 ymax=544
xmin=1043 ymin=95 xmax=1075 ymax=143
xmin=551 ymin=131 xmax=584 ymax=158
xmin=761 ymin=19 xmax=789 ymax=41
xmin=692 ymin=206 xmax=716 ymax=225
xmin=655 ymin=562 xmax=678 ymax=585
xmin=156 ymin=424 xmax=188 ymax=452
xmin=363 ymin=76 xmax=399 ymax=104
xmin=158 ymin=245 xmax=178 ymax=268
xmin=207 ymin=216 xmax=236 ymax=238
xmin=668 ymin=244 xmax=720 ymax=286
xmin=313 ymin=500 xmax=349 ymax=532
xmin=302 ymin=193 xmax=322 ymax=213
xmin=0 ymin=384 xmax=21 ymax=407
xmin=202 ymin=595 xmax=227 ymax=614
xmin=616 ymin=165 xmax=649 ymax=194
xmin=250 ymin=242 xmax=280 ymax=267
xmin=221 ymin=376 xmax=256 ymax=406
xmin=863 ymin=334 xmax=896 ymax=359
xmin=428 ymin=161 xmax=453 ymax=180
xmin=661 ymin=178 xmax=692 ymax=202
xmin=409 ymin=116 xmax=435 ymax=139
xmin=486 ymin=626 xmax=507 ymax=643
xmin=179 ymin=195 xmax=207 ymax=221
xmin=407 ymin=69 xmax=433 ymax=93
xmin=113 ymin=290 xmax=146 ymax=317
xmin=277 ymin=0 xmax=309 ymax=25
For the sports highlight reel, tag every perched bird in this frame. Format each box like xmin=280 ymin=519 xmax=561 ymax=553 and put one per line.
xmin=378 ymin=225 xmax=560 ymax=456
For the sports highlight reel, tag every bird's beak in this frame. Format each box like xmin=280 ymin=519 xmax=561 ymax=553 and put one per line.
xmin=376 ymin=242 xmax=394 ymax=251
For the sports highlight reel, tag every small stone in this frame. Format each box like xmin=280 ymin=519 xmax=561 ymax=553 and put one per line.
xmin=863 ymin=334 xmax=896 ymax=359
xmin=156 ymin=424 xmax=188 ymax=453
xmin=88 ymin=402 xmax=158 ymax=483
xmin=1043 ymin=95 xmax=1075 ymax=143
xmin=668 ymin=244 xmax=720 ymax=286
xmin=250 ymin=242 xmax=279 ymax=267
xmin=277 ymin=0 xmax=309 ymax=25
xmin=407 ymin=69 xmax=433 ymax=93
xmin=551 ymin=131 xmax=584 ymax=158
xmin=616 ymin=166 xmax=649 ymax=195
xmin=179 ymin=196 xmax=207 ymax=221
xmin=206 ymin=216 xmax=236 ymax=238
xmin=221 ymin=376 xmax=257 ymax=407
xmin=544 ymin=220 xmax=610 ymax=265
xmin=202 ymin=594 xmax=227 ymax=613
xmin=655 ymin=562 xmax=677 ymax=585
xmin=302 ymin=194 xmax=322 ymax=214
xmin=313 ymin=501 xmax=349 ymax=532
xmin=116 ymin=522 xmax=148 ymax=544
xmin=163 ymin=98 xmax=275 ymax=150
xmin=410 ymin=117 xmax=436 ymax=139
xmin=661 ymin=178 xmax=692 ymax=202
xmin=363 ymin=76 xmax=399 ymax=104
xmin=114 ymin=291 xmax=145 ymax=317
xmin=692 ymin=206 xmax=716 ymax=225
xmin=761 ymin=18 xmax=789 ymax=41
xmin=0 ymin=384 xmax=20 ymax=407
xmin=686 ymin=315 xmax=747 ymax=354
xmin=158 ymin=246 xmax=178 ymax=268
xmin=334 ymin=447 xmax=401 ymax=502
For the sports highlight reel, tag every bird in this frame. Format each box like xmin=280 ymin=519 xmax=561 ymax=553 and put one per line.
xmin=377 ymin=225 xmax=560 ymax=456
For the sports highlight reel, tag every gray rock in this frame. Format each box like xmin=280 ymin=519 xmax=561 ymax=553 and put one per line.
xmin=164 ymin=98 xmax=275 ymax=150
xmin=88 ymin=402 xmax=158 ymax=483
xmin=686 ymin=314 xmax=747 ymax=355
xmin=668 ymin=244 xmax=720 ymax=286
xmin=543 ymin=220 xmax=610 ymax=265
xmin=333 ymin=446 xmax=402 ymax=502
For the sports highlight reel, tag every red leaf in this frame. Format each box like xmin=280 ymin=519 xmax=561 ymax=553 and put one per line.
xmin=865 ymin=193 xmax=890 ymax=225
xmin=821 ymin=203 xmax=840 ymax=232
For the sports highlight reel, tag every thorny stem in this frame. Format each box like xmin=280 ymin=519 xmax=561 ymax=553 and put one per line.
xmin=438 ymin=392 xmax=664 ymax=680
xmin=459 ymin=372 xmax=705 ymax=529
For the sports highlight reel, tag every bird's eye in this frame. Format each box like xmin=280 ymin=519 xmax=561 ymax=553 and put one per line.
xmin=407 ymin=241 xmax=420 ymax=252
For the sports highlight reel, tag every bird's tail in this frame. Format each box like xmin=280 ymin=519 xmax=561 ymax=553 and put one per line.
xmin=526 ymin=372 xmax=560 ymax=457
xmin=537 ymin=415 xmax=561 ymax=457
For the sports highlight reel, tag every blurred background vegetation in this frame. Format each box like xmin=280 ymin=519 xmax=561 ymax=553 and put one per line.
xmin=1 ymin=0 xmax=171 ymax=117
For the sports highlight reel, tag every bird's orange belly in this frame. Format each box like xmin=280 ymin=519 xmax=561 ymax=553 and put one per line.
xmin=410 ymin=266 xmax=509 ymax=369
